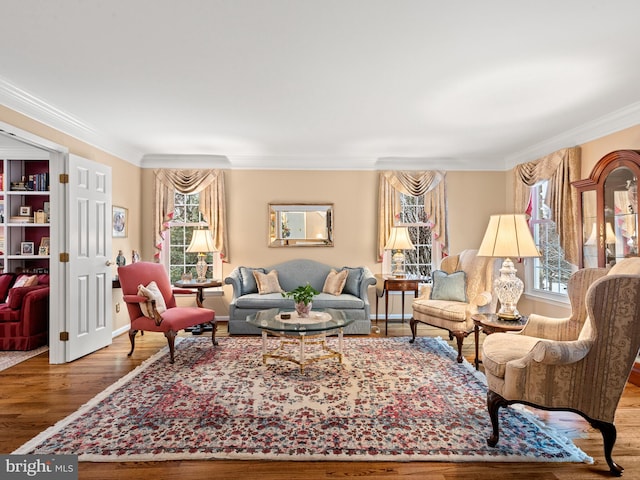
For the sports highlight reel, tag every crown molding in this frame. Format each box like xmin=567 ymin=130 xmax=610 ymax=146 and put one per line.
xmin=0 ymin=76 xmax=144 ymax=165
xmin=505 ymin=102 xmax=640 ymax=166
xmin=141 ymin=154 xmax=232 ymax=169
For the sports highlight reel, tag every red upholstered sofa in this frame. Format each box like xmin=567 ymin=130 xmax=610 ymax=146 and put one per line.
xmin=0 ymin=273 xmax=50 ymax=350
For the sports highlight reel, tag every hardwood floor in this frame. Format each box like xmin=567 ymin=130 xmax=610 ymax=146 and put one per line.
xmin=1 ymin=320 xmax=639 ymax=480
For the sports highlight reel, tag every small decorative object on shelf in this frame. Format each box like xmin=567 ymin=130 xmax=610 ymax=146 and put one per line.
xmin=19 ymin=205 xmax=32 ymax=217
xmin=116 ymin=250 xmax=126 ymax=267
xmin=131 ymin=250 xmax=140 ymax=263
xmin=20 ymin=242 xmax=34 ymax=256
xmin=282 ymin=283 xmax=319 ymax=318
xmin=39 ymin=237 xmax=50 ymax=256
xmin=34 ymin=210 xmax=47 ymax=223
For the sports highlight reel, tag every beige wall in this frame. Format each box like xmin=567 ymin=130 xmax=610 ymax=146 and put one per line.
xmin=140 ymin=168 xmax=508 ymax=318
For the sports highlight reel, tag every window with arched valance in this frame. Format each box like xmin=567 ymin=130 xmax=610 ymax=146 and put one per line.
xmin=513 ymin=147 xmax=580 ymax=266
xmin=154 ymin=169 xmax=229 ymax=262
xmin=377 ymin=170 xmax=448 ymax=262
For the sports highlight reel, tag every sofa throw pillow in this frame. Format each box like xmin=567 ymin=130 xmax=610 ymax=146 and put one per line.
xmin=322 ymin=269 xmax=349 ymax=296
xmin=339 ymin=267 xmax=363 ymax=296
xmin=138 ymin=281 xmax=167 ymax=325
xmin=6 ymin=274 xmax=38 ymax=305
xmin=253 ymin=270 xmax=283 ymax=295
xmin=239 ymin=267 xmax=266 ymax=295
xmin=430 ymin=270 xmax=468 ymax=302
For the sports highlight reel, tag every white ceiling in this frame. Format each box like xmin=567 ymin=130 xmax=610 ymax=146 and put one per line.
xmin=2 ymin=0 xmax=640 ymax=170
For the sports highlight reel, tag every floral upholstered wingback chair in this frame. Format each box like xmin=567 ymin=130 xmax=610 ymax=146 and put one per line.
xmin=482 ymin=257 xmax=640 ymax=476
xmin=410 ymin=249 xmax=501 ymax=363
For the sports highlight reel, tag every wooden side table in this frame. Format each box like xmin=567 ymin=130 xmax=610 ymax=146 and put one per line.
xmin=174 ymin=279 xmax=221 ymax=335
xmin=174 ymin=279 xmax=222 ymax=307
xmin=375 ymin=275 xmax=420 ymax=335
xmin=472 ymin=313 xmax=528 ymax=370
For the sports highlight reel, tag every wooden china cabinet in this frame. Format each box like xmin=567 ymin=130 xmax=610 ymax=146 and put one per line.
xmin=573 ymin=149 xmax=640 ymax=385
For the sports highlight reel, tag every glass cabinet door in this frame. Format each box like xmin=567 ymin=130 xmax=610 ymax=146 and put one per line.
xmin=581 ymin=189 xmax=598 ymax=268
xmin=604 ymin=166 xmax=637 ymax=266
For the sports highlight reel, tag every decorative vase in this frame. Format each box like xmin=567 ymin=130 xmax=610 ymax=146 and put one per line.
xmin=295 ymin=302 xmax=312 ymax=317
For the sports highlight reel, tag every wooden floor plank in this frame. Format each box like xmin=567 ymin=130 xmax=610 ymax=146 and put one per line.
xmin=1 ymin=320 xmax=639 ymax=479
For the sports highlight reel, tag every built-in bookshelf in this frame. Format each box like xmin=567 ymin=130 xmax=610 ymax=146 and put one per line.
xmin=0 ymin=158 xmax=50 ymax=274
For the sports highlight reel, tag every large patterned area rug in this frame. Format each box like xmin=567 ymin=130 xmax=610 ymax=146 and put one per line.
xmin=15 ymin=336 xmax=591 ymax=463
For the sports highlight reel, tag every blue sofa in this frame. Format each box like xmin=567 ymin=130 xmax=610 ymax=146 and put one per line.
xmin=225 ymin=259 xmax=376 ymax=335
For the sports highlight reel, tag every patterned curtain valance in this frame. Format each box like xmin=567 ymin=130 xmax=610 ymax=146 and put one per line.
xmin=154 ymin=169 xmax=229 ymax=262
xmin=513 ymin=146 xmax=581 ymax=265
xmin=377 ymin=171 xmax=448 ymax=261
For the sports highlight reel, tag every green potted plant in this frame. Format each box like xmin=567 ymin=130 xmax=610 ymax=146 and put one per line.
xmin=282 ymin=283 xmax=319 ymax=317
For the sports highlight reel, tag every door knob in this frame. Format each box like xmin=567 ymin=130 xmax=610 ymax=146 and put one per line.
xmin=105 ymin=260 xmax=113 ymax=266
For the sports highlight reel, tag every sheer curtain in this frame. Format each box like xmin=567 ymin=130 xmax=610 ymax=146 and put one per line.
xmin=154 ymin=169 xmax=229 ymax=261
xmin=513 ymin=146 xmax=581 ymax=265
xmin=377 ymin=170 xmax=448 ymax=261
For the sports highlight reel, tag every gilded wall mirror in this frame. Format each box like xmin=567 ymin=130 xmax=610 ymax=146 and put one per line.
xmin=269 ymin=203 xmax=334 ymax=247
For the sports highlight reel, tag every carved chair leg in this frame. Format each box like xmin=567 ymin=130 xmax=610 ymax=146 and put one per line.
xmin=127 ymin=329 xmax=138 ymax=357
xmin=589 ymin=418 xmax=623 ymax=476
xmin=164 ymin=330 xmax=177 ymax=364
xmin=409 ymin=318 xmax=418 ymax=343
xmin=452 ymin=331 xmax=466 ymax=363
xmin=487 ymin=390 xmax=508 ymax=447
xmin=210 ymin=320 xmax=218 ymax=346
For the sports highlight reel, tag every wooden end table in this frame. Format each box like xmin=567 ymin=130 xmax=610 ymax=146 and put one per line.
xmin=472 ymin=313 xmax=528 ymax=370
xmin=174 ymin=279 xmax=221 ymax=335
xmin=375 ymin=275 xmax=420 ymax=336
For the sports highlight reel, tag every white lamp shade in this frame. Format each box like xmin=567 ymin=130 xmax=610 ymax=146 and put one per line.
xmin=186 ymin=229 xmax=216 ymax=254
xmin=585 ymin=223 xmax=598 ymax=245
xmin=477 ymin=214 xmax=540 ymax=259
xmin=384 ymin=226 xmax=415 ymax=251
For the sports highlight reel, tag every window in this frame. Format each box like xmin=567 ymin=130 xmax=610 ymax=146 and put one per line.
xmin=165 ymin=192 xmax=220 ymax=284
xmin=527 ymin=181 xmax=575 ymax=297
xmin=396 ymin=193 xmax=432 ymax=279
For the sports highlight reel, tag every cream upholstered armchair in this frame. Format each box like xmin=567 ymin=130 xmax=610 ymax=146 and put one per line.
xmin=482 ymin=258 xmax=640 ymax=476
xmin=410 ymin=249 xmax=501 ymax=362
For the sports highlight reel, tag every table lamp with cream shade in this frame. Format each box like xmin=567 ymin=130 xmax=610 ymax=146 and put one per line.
xmin=187 ymin=228 xmax=217 ymax=282
xmin=384 ymin=226 xmax=415 ymax=277
xmin=477 ymin=214 xmax=540 ymax=320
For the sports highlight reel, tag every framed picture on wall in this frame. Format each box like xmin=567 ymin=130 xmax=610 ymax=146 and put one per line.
xmin=112 ymin=206 xmax=127 ymax=238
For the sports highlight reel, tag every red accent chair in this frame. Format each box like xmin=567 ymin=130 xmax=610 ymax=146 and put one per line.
xmin=118 ymin=262 xmax=216 ymax=363
xmin=0 ymin=273 xmax=50 ymax=351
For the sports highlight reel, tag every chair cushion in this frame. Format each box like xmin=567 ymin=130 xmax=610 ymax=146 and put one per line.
xmin=412 ymin=298 xmax=468 ymax=322
xmin=323 ymin=269 xmax=348 ymax=295
xmin=239 ymin=267 xmax=266 ymax=295
xmin=482 ymin=333 xmax=541 ymax=379
xmin=131 ymin=306 xmax=214 ymax=333
xmin=430 ymin=270 xmax=467 ymax=302
xmin=137 ymin=281 xmax=167 ymax=321
xmin=253 ymin=270 xmax=283 ymax=294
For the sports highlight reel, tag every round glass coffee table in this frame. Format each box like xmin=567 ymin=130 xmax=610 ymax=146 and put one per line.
xmin=246 ymin=308 xmax=353 ymax=372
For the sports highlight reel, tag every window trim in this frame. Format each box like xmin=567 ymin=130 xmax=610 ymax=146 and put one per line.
xmin=161 ymin=192 xmax=222 ymax=283
xmin=524 ymin=182 xmax=574 ymax=303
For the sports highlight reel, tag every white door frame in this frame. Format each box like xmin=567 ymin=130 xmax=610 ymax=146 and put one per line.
xmin=0 ymin=121 xmax=69 ymax=363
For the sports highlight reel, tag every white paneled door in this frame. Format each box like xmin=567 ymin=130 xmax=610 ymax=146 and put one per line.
xmin=65 ymin=154 xmax=113 ymax=361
